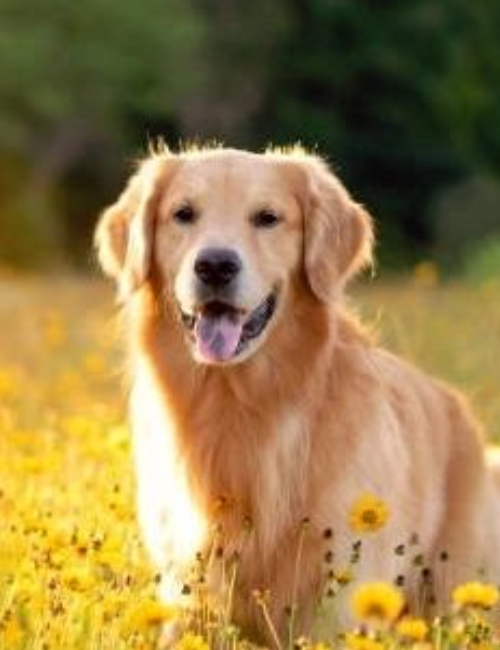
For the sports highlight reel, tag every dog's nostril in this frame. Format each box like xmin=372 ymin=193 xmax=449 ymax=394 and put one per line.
xmin=194 ymin=259 xmax=212 ymax=279
xmin=219 ymin=259 xmax=240 ymax=279
xmin=194 ymin=249 xmax=242 ymax=287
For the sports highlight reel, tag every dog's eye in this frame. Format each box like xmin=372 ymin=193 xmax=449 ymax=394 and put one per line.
xmin=173 ymin=204 xmax=196 ymax=225
xmin=252 ymin=209 xmax=281 ymax=229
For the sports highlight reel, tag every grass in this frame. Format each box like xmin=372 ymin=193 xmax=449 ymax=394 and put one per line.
xmin=1 ymin=273 xmax=500 ymax=649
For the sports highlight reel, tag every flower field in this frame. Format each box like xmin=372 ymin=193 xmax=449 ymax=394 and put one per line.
xmin=1 ymin=274 xmax=500 ymax=649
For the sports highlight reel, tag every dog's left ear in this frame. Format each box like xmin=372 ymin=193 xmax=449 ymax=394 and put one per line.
xmin=94 ymin=155 xmax=174 ymax=299
xmin=301 ymin=157 xmax=374 ymax=302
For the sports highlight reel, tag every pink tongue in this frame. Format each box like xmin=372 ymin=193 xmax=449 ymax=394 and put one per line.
xmin=194 ymin=312 xmax=243 ymax=362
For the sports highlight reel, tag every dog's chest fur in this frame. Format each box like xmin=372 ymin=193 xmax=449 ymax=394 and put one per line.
xmin=128 ymin=292 xmax=333 ymax=568
xmin=131 ymin=355 xmax=311 ymax=571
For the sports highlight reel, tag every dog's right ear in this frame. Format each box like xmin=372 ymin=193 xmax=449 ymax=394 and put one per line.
xmin=298 ymin=155 xmax=374 ymax=303
xmin=94 ymin=155 xmax=175 ymax=299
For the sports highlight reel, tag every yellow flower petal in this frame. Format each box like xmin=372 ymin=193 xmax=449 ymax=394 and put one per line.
xmin=452 ymin=582 xmax=500 ymax=610
xmin=352 ymin=581 xmax=404 ymax=623
xmin=349 ymin=494 xmax=389 ymax=533
xmin=396 ymin=616 xmax=429 ymax=641
xmin=127 ymin=598 xmax=178 ymax=632
xmin=345 ymin=632 xmax=384 ymax=650
xmin=174 ymin=632 xmax=210 ymax=650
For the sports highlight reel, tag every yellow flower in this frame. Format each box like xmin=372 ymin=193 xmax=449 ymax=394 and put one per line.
xmin=96 ymin=549 xmax=126 ymax=572
xmin=396 ymin=616 xmax=429 ymax=641
xmin=174 ymin=632 xmax=210 ymax=650
xmin=61 ymin=566 xmax=96 ymax=592
xmin=127 ymin=599 xmax=177 ymax=631
xmin=43 ymin=526 xmax=69 ymax=550
xmin=345 ymin=632 xmax=384 ymax=650
xmin=349 ymin=494 xmax=389 ymax=533
xmin=452 ymin=582 xmax=500 ymax=610
xmin=0 ymin=618 xmax=24 ymax=645
xmin=101 ymin=594 xmax=128 ymax=622
xmin=352 ymin=582 xmax=404 ymax=623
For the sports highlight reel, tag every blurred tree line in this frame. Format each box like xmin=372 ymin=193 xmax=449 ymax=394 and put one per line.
xmin=1 ymin=0 xmax=500 ymax=271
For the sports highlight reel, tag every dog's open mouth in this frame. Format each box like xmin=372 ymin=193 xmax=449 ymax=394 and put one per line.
xmin=180 ymin=292 xmax=277 ymax=363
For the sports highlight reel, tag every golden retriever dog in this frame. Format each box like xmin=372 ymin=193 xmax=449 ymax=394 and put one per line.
xmin=95 ymin=146 xmax=500 ymax=643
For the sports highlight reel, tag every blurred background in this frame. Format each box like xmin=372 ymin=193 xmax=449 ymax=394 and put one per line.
xmin=1 ymin=0 xmax=500 ymax=277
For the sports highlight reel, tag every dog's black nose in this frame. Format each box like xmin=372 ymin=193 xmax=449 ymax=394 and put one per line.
xmin=194 ymin=248 xmax=242 ymax=287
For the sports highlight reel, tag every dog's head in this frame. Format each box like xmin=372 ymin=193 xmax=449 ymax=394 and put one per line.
xmin=95 ymin=147 xmax=373 ymax=365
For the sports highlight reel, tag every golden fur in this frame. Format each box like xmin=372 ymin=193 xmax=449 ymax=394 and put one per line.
xmin=95 ymin=147 xmax=500 ymax=642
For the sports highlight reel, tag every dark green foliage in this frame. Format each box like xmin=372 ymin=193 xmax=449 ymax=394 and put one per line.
xmin=432 ymin=175 xmax=500 ymax=270
xmin=256 ymin=0 xmax=500 ymax=267
xmin=0 ymin=0 xmax=499 ymax=268
xmin=0 ymin=0 xmax=205 ymax=266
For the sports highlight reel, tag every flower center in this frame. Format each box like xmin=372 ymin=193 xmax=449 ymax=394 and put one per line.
xmin=361 ymin=509 xmax=378 ymax=525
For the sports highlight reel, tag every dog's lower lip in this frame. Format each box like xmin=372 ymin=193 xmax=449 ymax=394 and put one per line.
xmin=238 ymin=293 xmax=276 ymax=349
